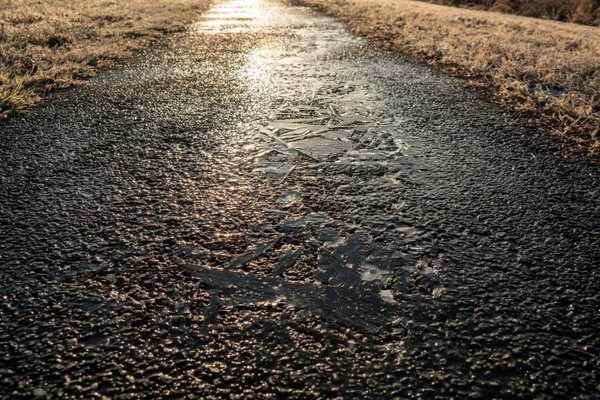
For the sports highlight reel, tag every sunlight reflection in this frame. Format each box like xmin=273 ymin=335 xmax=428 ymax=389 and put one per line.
xmin=195 ymin=0 xmax=276 ymax=33
xmin=242 ymin=48 xmax=273 ymax=85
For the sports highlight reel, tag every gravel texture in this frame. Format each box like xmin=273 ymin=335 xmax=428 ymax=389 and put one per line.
xmin=1 ymin=0 xmax=599 ymax=399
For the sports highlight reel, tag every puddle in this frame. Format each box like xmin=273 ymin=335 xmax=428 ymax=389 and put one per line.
xmin=379 ymin=289 xmax=398 ymax=305
xmin=289 ymin=136 xmax=353 ymax=158
xmin=277 ymin=191 xmax=302 ymax=204
xmin=252 ymin=163 xmax=293 ymax=178
xmin=189 ymin=0 xmax=448 ymax=330
xmin=184 ymin=265 xmax=397 ymax=332
xmin=317 ymin=228 xmax=339 ymax=243
xmin=278 ymin=212 xmax=332 ymax=232
xmin=359 ymin=264 xmax=390 ymax=283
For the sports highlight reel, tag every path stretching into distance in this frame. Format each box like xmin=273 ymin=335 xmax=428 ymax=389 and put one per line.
xmin=1 ymin=0 xmax=599 ymax=398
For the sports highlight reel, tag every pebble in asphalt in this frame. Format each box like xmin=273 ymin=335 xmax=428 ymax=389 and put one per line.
xmin=0 ymin=0 xmax=599 ymax=398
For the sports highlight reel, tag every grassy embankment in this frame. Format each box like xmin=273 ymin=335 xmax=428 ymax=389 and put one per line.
xmin=298 ymin=0 xmax=600 ymax=153
xmin=0 ymin=0 xmax=212 ymax=119
xmin=426 ymin=0 xmax=600 ymax=26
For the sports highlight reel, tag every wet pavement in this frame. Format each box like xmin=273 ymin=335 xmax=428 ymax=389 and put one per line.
xmin=1 ymin=0 xmax=599 ymax=398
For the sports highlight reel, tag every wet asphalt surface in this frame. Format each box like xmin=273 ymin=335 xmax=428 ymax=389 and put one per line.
xmin=1 ymin=0 xmax=599 ymax=398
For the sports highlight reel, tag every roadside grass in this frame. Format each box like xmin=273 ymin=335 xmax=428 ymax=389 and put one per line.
xmin=296 ymin=0 xmax=600 ymax=153
xmin=423 ymin=0 xmax=600 ymax=26
xmin=0 ymin=74 xmax=38 ymax=115
xmin=0 ymin=0 xmax=212 ymax=119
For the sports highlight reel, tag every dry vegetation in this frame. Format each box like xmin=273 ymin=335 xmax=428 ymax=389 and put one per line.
xmin=428 ymin=0 xmax=600 ymax=26
xmin=298 ymin=0 xmax=600 ymax=153
xmin=0 ymin=0 xmax=211 ymax=118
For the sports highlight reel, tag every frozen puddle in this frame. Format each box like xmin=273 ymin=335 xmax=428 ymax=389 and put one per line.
xmin=191 ymin=0 xmax=447 ymax=326
xmin=359 ymin=264 xmax=391 ymax=283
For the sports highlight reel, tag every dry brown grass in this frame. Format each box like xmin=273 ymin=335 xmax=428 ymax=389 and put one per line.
xmin=297 ymin=0 xmax=600 ymax=153
xmin=0 ymin=0 xmax=212 ymax=119
xmin=427 ymin=0 xmax=600 ymax=26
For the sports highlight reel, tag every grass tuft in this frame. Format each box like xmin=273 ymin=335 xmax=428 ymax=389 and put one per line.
xmin=0 ymin=75 xmax=39 ymax=119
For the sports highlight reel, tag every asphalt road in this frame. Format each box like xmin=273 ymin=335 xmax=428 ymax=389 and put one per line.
xmin=1 ymin=0 xmax=599 ymax=398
